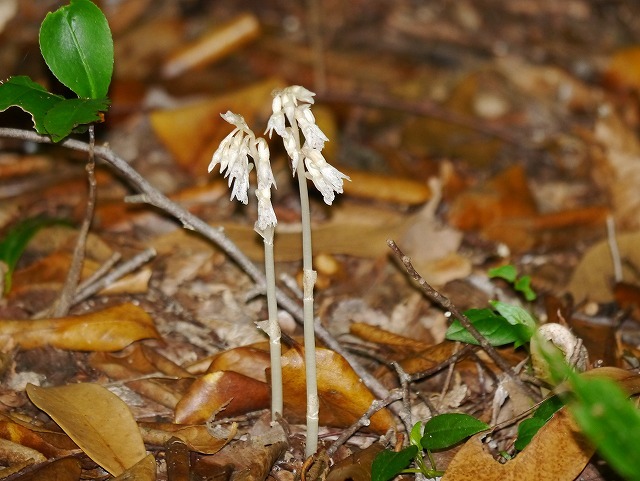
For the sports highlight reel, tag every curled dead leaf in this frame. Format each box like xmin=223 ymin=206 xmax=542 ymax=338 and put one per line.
xmin=174 ymin=371 xmax=269 ymax=424
xmin=0 ymin=303 xmax=160 ymax=351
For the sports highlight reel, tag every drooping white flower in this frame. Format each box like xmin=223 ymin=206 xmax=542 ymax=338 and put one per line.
xmin=208 ymin=112 xmax=256 ymax=204
xmin=301 ymin=145 xmax=350 ymax=205
xmin=254 ymin=138 xmax=277 ymax=231
xmin=266 ymin=86 xmax=317 ymax=138
xmin=295 ymin=104 xmax=328 ymax=151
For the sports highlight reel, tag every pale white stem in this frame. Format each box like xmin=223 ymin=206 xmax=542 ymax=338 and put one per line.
xmin=291 ymin=119 xmax=319 ymax=457
xmin=606 ymin=214 xmax=622 ymax=283
xmin=261 ymin=225 xmax=283 ymax=418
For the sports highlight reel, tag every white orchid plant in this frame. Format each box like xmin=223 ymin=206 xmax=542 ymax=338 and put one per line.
xmin=209 ymin=86 xmax=349 ymax=457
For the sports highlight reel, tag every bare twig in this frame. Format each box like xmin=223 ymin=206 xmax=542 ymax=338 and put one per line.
xmin=326 ymin=389 xmax=403 ymax=458
xmin=0 ymin=128 xmax=391 ymax=403
xmin=51 ymin=125 xmax=97 ymax=317
xmin=387 ymin=239 xmax=541 ymax=401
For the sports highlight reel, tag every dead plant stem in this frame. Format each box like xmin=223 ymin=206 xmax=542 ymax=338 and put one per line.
xmin=52 ymin=125 xmax=97 ymax=317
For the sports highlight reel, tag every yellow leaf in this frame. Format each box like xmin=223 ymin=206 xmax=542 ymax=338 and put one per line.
xmin=0 ymin=303 xmax=160 ymax=351
xmin=112 ymin=453 xmax=157 ymax=481
xmin=26 ymin=383 xmax=147 ymax=476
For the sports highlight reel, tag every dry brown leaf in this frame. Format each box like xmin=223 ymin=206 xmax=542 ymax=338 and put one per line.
xmin=0 ymin=417 xmax=74 ymax=458
xmin=10 ymin=457 xmax=82 ymax=481
xmin=26 ymin=383 xmax=147 ymax=477
xmin=282 ymin=347 xmax=395 ymax=433
xmin=139 ymin=422 xmax=236 ymax=454
xmin=603 ymin=46 xmax=640 ymax=93
xmin=0 ymin=303 xmax=160 ymax=351
xmin=193 ymin=413 xmax=287 ymax=481
xmin=206 ymin=344 xmax=272 ymax=382
xmin=326 ymin=442 xmax=385 ymax=481
xmin=0 ymin=437 xmax=46 ymax=466
xmin=350 ymin=322 xmax=430 ymax=354
xmin=340 ymin=167 xmax=431 ymax=206
xmin=112 ymin=453 xmax=157 ymax=481
xmin=441 ymin=408 xmax=593 ymax=481
xmin=90 ymin=346 xmax=193 ymax=409
xmin=150 ymin=78 xmax=282 ymax=174
xmin=174 ymin=371 xmax=270 ymax=424
xmin=568 ymin=231 xmax=640 ymax=303
xmin=594 ymin=110 xmax=640 ymax=228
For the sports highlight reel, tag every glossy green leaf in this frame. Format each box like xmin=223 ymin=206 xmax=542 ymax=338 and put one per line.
xmin=0 ymin=76 xmax=64 ymax=135
xmin=488 ymin=264 xmax=517 ymax=283
xmin=421 ymin=413 xmax=489 ymax=450
xmin=445 ymin=308 xmax=529 ymax=346
xmin=409 ymin=421 xmax=423 ymax=448
xmin=43 ymin=97 xmax=109 ymax=142
xmin=490 ymin=301 xmax=536 ymax=338
xmin=568 ymin=374 xmax=640 ymax=481
xmin=371 ymin=445 xmax=418 ymax=481
xmin=514 ymin=396 xmax=562 ymax=451
xmin=39 ymin=0 xmax=113 ymax=99
xmin=0 ymin=217 xmax=67 ymax=294
xmin=514 ymin=275 xmax=537 ymax=301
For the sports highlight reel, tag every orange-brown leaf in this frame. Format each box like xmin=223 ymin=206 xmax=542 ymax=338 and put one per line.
xmin=174 ymin=371 xmax=269 ymax=424
xmin=0 ymin=303 xmax=160 ymax=351
xmin=282 ymin=348 xmax=395 ymax=433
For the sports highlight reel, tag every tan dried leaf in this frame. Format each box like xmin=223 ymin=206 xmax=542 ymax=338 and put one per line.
xmin=26 ymin=383 xmax=147 ymax=477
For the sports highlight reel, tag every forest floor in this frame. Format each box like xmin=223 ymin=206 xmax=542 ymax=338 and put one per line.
xmin=2 ymin=1 xmax=640 ymax=480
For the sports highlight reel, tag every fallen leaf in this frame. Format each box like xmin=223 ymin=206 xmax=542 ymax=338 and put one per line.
xmin=150 ymin=78 xmax=282 ymax=174
xmin=174 ymin=371 xmax=270 ymax=424
xmin=340 ymin=167 xmax=431 ymax=206
xmin=350 ymin=322 xmax=430 ymax=354
xmin=568 ymin=231 xmax=640 ymax=303
xmin=326 ymin=442 xmax=385 ymax=481
xmin=0 ymin=415 xmax=75 ymax=458
xmin=0 ymin=303 xmax=160 ymax=351
xmin=26 ymin=383 xmax=147 ymax=477
xmin=112 ymin=453 xmax=157 ymax=481
xmin=0 ymin=437 xmax=46 ymax=466
xmin=282 ymin=347 xmax=395 ymax=433
xmin=139 ymin=422 xmax=236 ymax=454
xmin=602 ymin=46 xmax=640 ymax=93
xmin=441 ymin=408 xmax=593 ymax=481
xmin=12 ymin=457 xmax=82 ymax=481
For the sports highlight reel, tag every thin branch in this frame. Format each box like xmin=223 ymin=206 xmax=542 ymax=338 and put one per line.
xmin=326 ymin=389 xmax=404 ymax=458
xmin=51 ymin=125 xmax=97 ymax=317
xmin=387 ymin=239 xmax=541 ymax=401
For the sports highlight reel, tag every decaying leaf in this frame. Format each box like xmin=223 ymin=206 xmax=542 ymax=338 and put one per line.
xmin=282 ymin=347 xmax=395 ymax=433
xmin=442 ymin=408 xmax=593 ymax=481
xmin=26 ymin=383 xmax=148 ymax=477
xmin=174 ymin=371 xmax=269 ymax=424
xmin=0 ymin=413 xmax=76 ymax=458
xmin=9 ymin=457 xmax=82 ymax=480
xmin=139 ymin=422 xmax=237 ymax=454
xmin=326 ymin=442 xmax=385 ymax=481
xmin=0 ymin=303 xmax=160 ymax=351
xmin=112 ymin=453 xmax=157 ymax=481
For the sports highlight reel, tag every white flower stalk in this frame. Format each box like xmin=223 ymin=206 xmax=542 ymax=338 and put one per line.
xmin=266 ymin=86 xmax=349 ymax=457
xmin=209 ymin=111 xmax=282 ymax=419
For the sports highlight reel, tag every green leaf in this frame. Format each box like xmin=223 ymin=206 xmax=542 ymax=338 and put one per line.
xmin=371 ymin=446 xmax=418 ymax=481
xmin=39 ymin=0 xmax=114 ymax=99
xmin=488 ymin=264 xmax=517 ymax=283
xmin=514 ymin=396 xmax=562 ymax=451
xmin=409 ymin=421 xmax=423 ymax=448
xmin=490 ymin=301 xmax=536 ymax=338
xmin=514 ymin=417 xmax=546 ymax=451
xmin=0 ymin=76 xmax=64 ymax=135
xmin=0 ymin=217 xmax=67 ymax=294
xmin=43 ymin=97 xmax=109 ymax=142
xmin=514 ymin=275 xmax=537 ymax=301
xmin=421 ymin=413 xmax=489 ymax=450
xmin=569 ymin=374 xmax=640 ymax=481
xmin=445 ymin=308 xmax=529 ymax=346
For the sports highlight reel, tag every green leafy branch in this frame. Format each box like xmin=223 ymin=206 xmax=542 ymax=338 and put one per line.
xmin=0 ymin=0 xmax=113 ymax=142
xmin=372 ymin=414 xmax=489 ymax=481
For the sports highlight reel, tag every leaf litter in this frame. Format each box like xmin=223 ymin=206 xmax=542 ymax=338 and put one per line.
xmin=1 ymin=1 xmax=640 ymax=480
